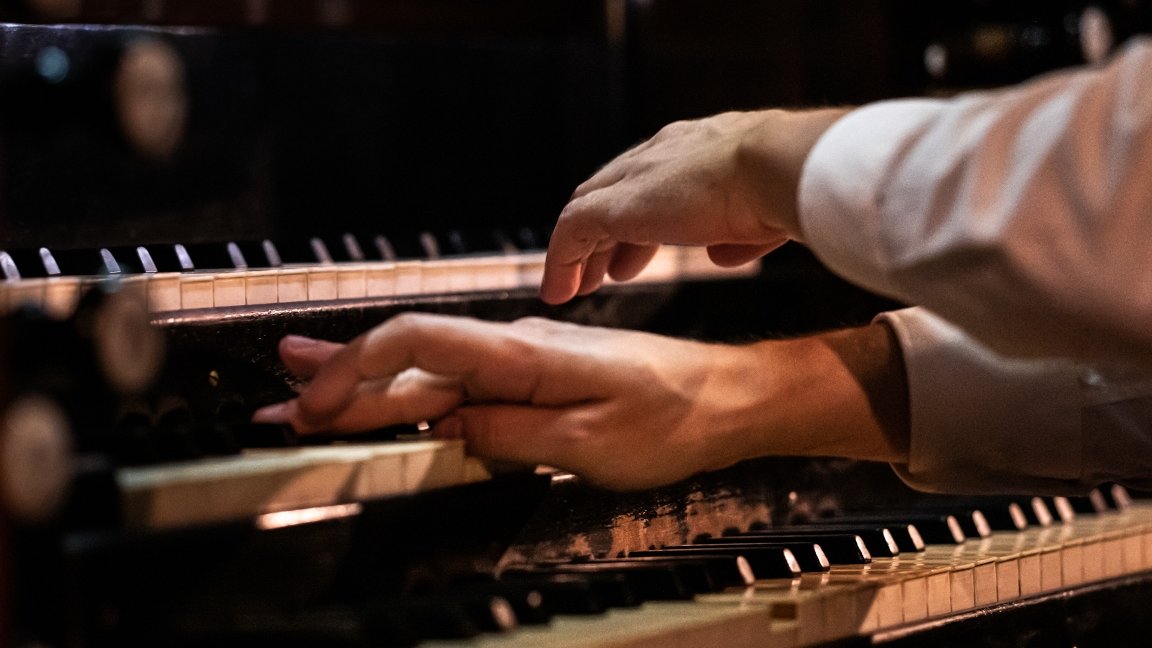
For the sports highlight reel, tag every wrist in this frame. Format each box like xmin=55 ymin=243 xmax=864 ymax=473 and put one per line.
xmin=740 ymin=107 xmax=851 ymax=242
xmin=737 ymin=323 xmax=909 ymax=464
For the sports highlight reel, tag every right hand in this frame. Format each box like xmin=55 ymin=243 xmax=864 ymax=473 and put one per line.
xmin=540 ymin=107 xmax=849 ymax=304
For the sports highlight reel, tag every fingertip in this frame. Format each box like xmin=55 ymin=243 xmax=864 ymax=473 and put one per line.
xmin=430 ymin=415 xmax=464 ymax=440
xmin=252 ymin=401 xmax=293 ymax=424
xmin=539 ymin=269 xmax=580 ymax=305
xmin=607 ymin=243 xmax=659 ymax=282
xmin=280 ymin=334 xmax=319 ymax=354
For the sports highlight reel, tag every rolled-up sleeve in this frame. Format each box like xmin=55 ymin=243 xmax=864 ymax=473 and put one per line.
xmin=881 ymin=307 xmax=1152 ymax=495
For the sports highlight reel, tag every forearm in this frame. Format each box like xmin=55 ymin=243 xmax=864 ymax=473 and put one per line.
xmin=727 ymin=322 xmax=910 ymax=466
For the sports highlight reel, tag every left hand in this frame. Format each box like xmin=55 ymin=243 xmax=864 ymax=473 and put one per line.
xmin=252 ymin=313 xmax=774 ymax=490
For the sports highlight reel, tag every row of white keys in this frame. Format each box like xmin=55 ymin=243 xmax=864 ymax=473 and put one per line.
xmin=117 ymin=439 xmax=493 ymax=531
xmin=0 ymin=247 xmax=760 ymax=317
xmin=737 ymin=504 xmax=1152 ymax=647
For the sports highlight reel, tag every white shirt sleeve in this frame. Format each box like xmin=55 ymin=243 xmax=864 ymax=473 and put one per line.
xmin=880 ymin=307 xmax=1152 ymax=495
xmin=799 ymin=37 xmax=1152 ymax=362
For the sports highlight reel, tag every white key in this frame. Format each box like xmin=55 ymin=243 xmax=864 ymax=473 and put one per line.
xmin=180 ymin=275 xmax=215 ymax=309
xmin=244 ymin=269 xmax=279 ymax=306
xmin=306 ymin=267 xmax=338 ymax=301
xmin=973 ymin=558 xmax=999 ymax=606
xmin=146 ymin=273 xmax=182 ymax=312
xmin=42 ymin=277 xmax=82 ymax=318
xmin=420 ymin=260 xmax=451 ymax=294
xmin=277 ymin=269 xmax=309 ymax=303
xmin=364 ymin=263 xmax=397 ymax=297
xmin=212 ymin=273 xmax=246 ymax=307
xmin=517 ymin=252 xmax=547 ymax=288
xmin=1081 ymin=537 xmax=1104 ymax=582
xmin=1061 ymin=538 xmax=1085 ymax=586
xmin=472 ymin=256 xmax=519 ymax=291
xmin=336 ymin=265 xmax=367 ymax=299
xmin=1040 ymin=546 xmax=1063 ymax=591
xmin=7 ymin=279 xmax=45 ymax=312
xmin=394 ymin=261 xmax=422 ymax=295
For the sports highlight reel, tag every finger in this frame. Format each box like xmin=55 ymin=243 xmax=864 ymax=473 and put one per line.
xmin=576 ymin=247 xmax=614 ymax=296
xmin=541 ymin=198 xmax=608 ymax=304
xmin=607 ymin=243 xmax=660 ymax=282
xmin=251 ymin=399 xmax=295 ymax=424
xmin=322 ymin=370 xmax=469 ymax=433
xmin=279 ymin=335 xmax=345 ymax=378
xmin=706 ymin=241 xmax=787 ymax=267
xmin=294 ymin=314 xmax=543 ymax=424
xmin=253 ymin=369 xmax=467 ymax=434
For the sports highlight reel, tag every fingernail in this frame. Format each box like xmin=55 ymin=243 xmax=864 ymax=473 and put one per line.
xmin=252 ymin=402 xmax=290 ymax=423
xmin=432 ymin=416 xmax=463 ymax=440
xmin=281 ymin=335 xmax=320 ymax=353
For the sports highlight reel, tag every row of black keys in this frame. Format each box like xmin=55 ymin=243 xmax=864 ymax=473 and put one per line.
xmin=97 ymin=412 xmax=410 ymax=467
xmin=0 ymin=226 xmax=551 ymax=279
xmin=187 ymin=486 xmax=1132 ymax=647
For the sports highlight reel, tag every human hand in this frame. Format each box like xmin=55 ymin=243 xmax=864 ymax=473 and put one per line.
xmin=252 ymin=314 xmax=774 ymax=489
xmin=540 ymin=107 xmax=850 ymax=304
xmin=252 ymin=314 xmax=908 ymax=490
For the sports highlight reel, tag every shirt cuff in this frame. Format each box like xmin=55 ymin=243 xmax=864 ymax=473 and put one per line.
xmin=797 ymin=99 xmax=946 ymax=301
xmin=877 ymin=307 xmax=1084 ymax=495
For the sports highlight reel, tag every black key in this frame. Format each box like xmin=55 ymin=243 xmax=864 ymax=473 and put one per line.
xmin=642 ymin=543 xmax=820 ymax=574
xmin=1100 ymin=483 xmax=1133 ymax=512
xmin=41 ymin=247 xmax=109 ymax=276
xmin=449 ymin=594 xmax=520 ymax=634
xmin=518 ymin=572 xmax=639 ymax=612
xmin=579 ymin=558 xmax=720 ymax=594
xmin=442 ymin=228 xmax=505 ymax=255
xmin=960 ymin=506 xmax=1017 ymax=533
xmin=197 ymin=421 xmax=242 ymax=456
xmin=109 ymin=412 xmax=158 ymax=465
xmin=178 ymin=242 xmax=242 ymax=270
xmin=971 ymin=497 xmax=1051 ymax=528
xmin=0 ymin=248 xmax=50 ymax=278
xmin=624 ymin=549 xmax=771 ymax=582
xmin=699 ymin=533 xmax=871 ymax=564
xmin=153 ymin=408 xmax=205 ymax=462
xmin=609 ymin=554 xmax=756 ymax=588
xmin=1008 ymin=497 xmax=1055 ymax=527
xmin=668 ymin=537 xmax=829 ymax=567
xmin=866 ymin=507 xmax=990 ymax=537
xmin=470 ymin=583 xmax=552 ymax=626
xmin=502 ymin=561 xmax=695 ymax=600
xmin=496 ymin=573 xmax=606 ymax=615
xmin=1041 ymin=496 xmax=1077 ymax=523
xmin=1068 ymin=488 xmax=1110 ymax=515
xmin=146 ymin=244 xmax=197 ymax=272
xmin=803 ymin=522 xmax=926 ymax=553
xmin=822 ymin=514 xmax=967 ymax=545
xmin=736 ymin=525 xmax=902 ymax=557
xmin=368 ymin=597 xmax=484 ymax=641
xmin=230 ymin=422 xmax=301 ymax=448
